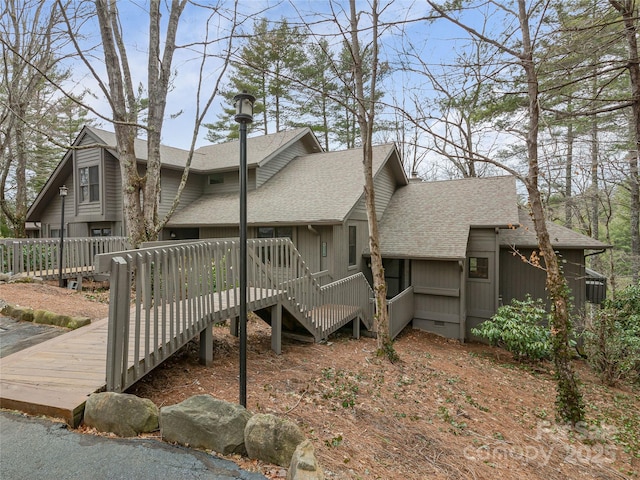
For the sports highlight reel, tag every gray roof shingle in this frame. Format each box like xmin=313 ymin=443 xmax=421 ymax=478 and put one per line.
xmin=499 ymin=207 xmax=610 ymax=249
xmin=377 ymin=176 xmax=519 ymax=260
xmin=85 ymin=126 xmax=316 ymax=172
xmin=168 ymin=144 xmax=399 ymax=226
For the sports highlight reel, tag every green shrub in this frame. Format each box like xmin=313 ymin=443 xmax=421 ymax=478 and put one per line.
xmin=583 ymin=282 xmax=640 ymax=386
xmin=472 ymin=296 xmax=551 ymax=362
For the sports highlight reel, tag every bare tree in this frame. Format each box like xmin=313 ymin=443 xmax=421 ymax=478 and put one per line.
xmin=345 ymin=0 xmax=396 ymax=360
xmin=57 ymin=0 xmax=236 ymax=247
xmin=0 ymin=0 xmax=85 ymax=237
xmin=425 ymin=0 xmax=585 ymax=423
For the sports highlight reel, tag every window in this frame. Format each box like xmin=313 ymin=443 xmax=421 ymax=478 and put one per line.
xmin=208 ymin=174 xmax=224 ymax=185
xmin=79 ymin=165 xmax=99 ymax=203
xmin=257 ymin=227 xmax=292 ymax=239
xmin=91 ymin=228 xmax=112 ymax=237
xmin=348 ymin=226 xmax=357 ymax=266
xmin=469 ymin=257 xmax=489 ymax=279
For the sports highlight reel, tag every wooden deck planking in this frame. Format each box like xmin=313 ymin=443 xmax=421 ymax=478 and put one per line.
xmin=0 ymin=287 xmax=281 ymax=427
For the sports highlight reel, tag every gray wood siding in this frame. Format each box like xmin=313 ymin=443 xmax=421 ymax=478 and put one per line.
xmin=41 ymin=174 xmax=75 ymax=235
xmin=411 ymin=259 xmax=463 ymax=340
xmin=256 ymin=141 xmax=310 ymax=187
xmin=331 ymin=220 xmax=368 ymax=280
xmin=499 ymin=248 xmax=586 ymax=312
xmin=203 ymin=170 xmax=239 ymax=194
xmin=75 ymin=147 xmax=103 ymax=218
xmin=199 ymin=227 xmax=239 ymax=238
xmin=79 ymin=132 xmax=100 ymax=147
xmin=69 ymin=223 xmax=89 ymax=237
xmin=296 ymin=226 xmax=321 ymax=273
xmin=466 ymin=229 xmax=499 ymax=339
xmin=158 ymin=169 xmax=205 ymax=220
xmin=350 ymin=163 xmax=397 ymax=221
xmin=104 ymin=151 xmax=122 ymax=220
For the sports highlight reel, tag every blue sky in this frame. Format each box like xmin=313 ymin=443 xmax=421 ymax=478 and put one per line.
xmin=60 ymin=1 xmax=460 ymax=148
xmin=56 ymin=0 xmax=524 ymax=180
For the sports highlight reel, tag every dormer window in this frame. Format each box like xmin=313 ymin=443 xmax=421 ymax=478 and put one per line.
xmin=79 ymin=165 xmax=99 ymax=203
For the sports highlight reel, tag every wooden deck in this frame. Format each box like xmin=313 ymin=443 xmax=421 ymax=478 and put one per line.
xmin=0 ymin=288 xmax=280 ymax=427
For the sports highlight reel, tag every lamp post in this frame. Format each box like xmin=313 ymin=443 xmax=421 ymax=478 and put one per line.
xmin=234 ymin=91 xmax=255 ymax=407
xmin=58 ymin=185 xmax=68 ymax=288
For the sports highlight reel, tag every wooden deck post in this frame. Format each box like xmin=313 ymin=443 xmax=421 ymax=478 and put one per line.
xmin=271 ymin=303 xmax=282 ymax=355
xmin=199 ymin=327 xmax=213 ymax=366
xmin=106 ymin=256 xmax=130 ymax=393
xmin=353 ymin=316 xmax=360 ymax=339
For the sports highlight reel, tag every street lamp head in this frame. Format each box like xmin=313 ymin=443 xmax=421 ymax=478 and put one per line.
xmin=59 ymin=185 xmax=68 ymax=197
xmin=234 ymin=91 xmax=255 ymax=124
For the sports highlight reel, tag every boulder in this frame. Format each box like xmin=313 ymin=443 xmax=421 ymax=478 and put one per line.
xmin=84 ymin=392 xmax=159 ymax=437
xmin=9 ymin=274 xmax=42 ymax=284
xmin=160 ymin=395 xmax=251 ymax=455
xmin=5 ymin=306 xmax=34 ymax=322
xmin=244 ymin=413 xmax=305 ymax=467
xmin=33 ymin=309 xmax=90 ymax=329
xmin=0 ymin=272 xmax=11 ymax=282
xmin=287 ymin=440 xmax=324 ymax=480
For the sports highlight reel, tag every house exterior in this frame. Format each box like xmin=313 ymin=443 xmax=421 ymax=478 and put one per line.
xmin=27 ymin=126 xmax=609 ymax=341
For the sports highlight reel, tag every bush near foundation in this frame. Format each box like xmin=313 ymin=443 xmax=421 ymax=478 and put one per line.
xmin=472 ymin=295 xmax=551 ymax=362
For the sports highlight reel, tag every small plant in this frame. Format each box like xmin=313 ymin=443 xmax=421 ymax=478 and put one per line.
xmin=583 ymin=282 xmax=640 ymax=386
xmin=324 ymin=434 xmax=343 ymax=448
xmin=320 ymin=368 xmax=360 ymax=409
xmin=472 ymin=295 xmax=551 ymax=362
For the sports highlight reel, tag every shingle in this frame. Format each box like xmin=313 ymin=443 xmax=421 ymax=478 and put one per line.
xmin=85 ymin=126 xmax=314 ymax=172
xmin=499 ymin=207 xmax=611 ymax=249
xmin=377 ymin=176 xmax=519 ymax=259
xmin=168 ymin=144 xmax=397 ymax=226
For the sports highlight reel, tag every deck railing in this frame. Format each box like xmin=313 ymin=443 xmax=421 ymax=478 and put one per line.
xmin=100 ymin=237 xmax=375 ymax=392
xmin=0 ymin=237 xmax=129 ymax=280
xmin=315 ymin=273 xmax=375 ymax=338
xmin=387 ymin=286 xmax=414 ymax=339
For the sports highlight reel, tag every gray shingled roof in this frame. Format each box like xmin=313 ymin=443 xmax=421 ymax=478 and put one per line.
xmin=85 ymin=126 xmax=316 ymax=172
xmin=167 ymin=144 xmax=399 ymax=226
xmin=499 ymin=207 xmax=610 ymax=249
xmin=376 ymin=176 xmax=519 ymax=260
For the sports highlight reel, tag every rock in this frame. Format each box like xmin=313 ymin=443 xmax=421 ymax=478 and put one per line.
xmin=84 ymin=392 xmax=159 ymax=437
xmin=244 ymin=413 xmax=305 ymax=467
xmin=160 ymin=395 xmax=251 ymax=455
xmin=0 ymin=272 xmax=11 ymax=282
xmin=33 ymin=309 xmax=90 ymax=329
xmin=9 ymin=274 xmax=43 ymax=284
xmin=5 ymin=306 xmax=34 ymax=322
xmin=287 ymin=440 xmax=324 ymax=480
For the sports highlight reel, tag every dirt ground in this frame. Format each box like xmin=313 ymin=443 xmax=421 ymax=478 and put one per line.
xmin=1 ymin=282 xmax=638 ymax=480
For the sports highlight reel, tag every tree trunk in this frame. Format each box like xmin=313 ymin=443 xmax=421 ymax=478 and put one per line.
xmin=349 ymin=0 xmax=396 ymax=361
xmin=518 ymin=0 xmax=584 ymax=424
xmin=565 ymin=120 xmax=573 ymax=228
xmin=611 ymin=0 xmax=640 ymax=282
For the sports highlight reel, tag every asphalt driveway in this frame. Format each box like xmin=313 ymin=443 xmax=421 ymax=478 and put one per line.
xmin=0 ymin=411 xmax=267 ymax=480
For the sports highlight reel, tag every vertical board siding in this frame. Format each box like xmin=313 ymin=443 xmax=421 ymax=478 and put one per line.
xmin=411 ymin=259 xmax=462 ymax=339
xmin=500 ymin=248 xmax=586 ymax=311
xmin=295 ymin=226 xmax=320 ymax=273
xmin=104 ymin=151 xmax=122 ymax=220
